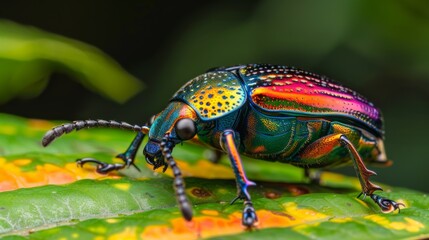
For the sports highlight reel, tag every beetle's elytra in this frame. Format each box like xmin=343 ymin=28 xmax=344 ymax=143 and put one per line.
xmin=42 ymin=64 xmax=403 ymax=227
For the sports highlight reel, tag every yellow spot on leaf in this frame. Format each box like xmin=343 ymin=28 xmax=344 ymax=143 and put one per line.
xmin=0 ymin=158 xmax=118 ymax=192
xmin=113 ymin=183 xmax=131 ymax=191
xmin=365 ymin=215 xmax=390 ymax=225
xmin=0 ymin=125 xmax=17 ymax=135
xmin=163 ymin=160 xmax=234 ymax=179
xmin=330 ymin=217 xmax=353 ymax=223
xmin=88 ymin=226 xmax=107 ymax=234
xmin=106 ymin=218 xmax=120 ymax=224
xmin=354 ymin=198 xmax=370 ymax=208
xmin=12 ymin=159 xmax=32 ymax=166
xmin=141 ymin=202 xmax=329 ymax=239
xmin=282 ymin=202 xmax=328 ymax=222
xmin=365 ymin=215 xmax=425 ymax=233
xmin=108 ymin=227 xmax=137 ymax=240
xmin=201 ymin=210 xmax=219 ymax=216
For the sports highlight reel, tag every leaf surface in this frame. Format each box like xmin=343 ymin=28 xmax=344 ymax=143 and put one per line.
xmin=0 ymin=113 xmax=427 ymax=239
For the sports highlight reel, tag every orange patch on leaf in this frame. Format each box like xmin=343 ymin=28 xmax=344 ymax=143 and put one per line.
xmin=163 ymin=160 xmax=234 ymax=179
xmin=141 ymin=202 xmax=328 ymax=240
xmin=0 ymin=158 xmax=118 ymax=191
xmin=27 ymin=119 xmax=56 ymax=130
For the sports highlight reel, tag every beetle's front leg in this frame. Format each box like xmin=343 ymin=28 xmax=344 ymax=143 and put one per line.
xmin=77 ymin=131 xmax=146 ymax=174
xmin=220 ymin=130 xmax=257 ymax=228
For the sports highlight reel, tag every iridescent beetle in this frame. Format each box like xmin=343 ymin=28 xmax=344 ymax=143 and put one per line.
xmin=42 ymin=64 xmax=403 ymax=227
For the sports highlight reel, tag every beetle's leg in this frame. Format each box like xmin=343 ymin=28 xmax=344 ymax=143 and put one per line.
xmin=77 ymin=131 xmax=146 ymax=174
xmin=298 ymin=133 xmax=404 ymax=213
xmin=220 ymin=130 xmax=257 ymax=227
xmin=160 ymin=136 xmax=193 ymax=221
xmin=339 ymin=136 xmax=404 ymax=212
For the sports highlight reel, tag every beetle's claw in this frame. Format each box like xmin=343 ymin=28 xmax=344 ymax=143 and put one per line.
xmin=228 ymin=186 xmax=258 ymax=228
xmin=116 ymin=153 xmax=141 ymax=172
xmin=230 ymin=195 xmax=243 ymax=205
xmin=76 ymin=158 xmax=124 ymax=174
xmin=370 ymin=194 xmax=405 ymax=213
xmin=242 ymin=200 xmax=258 ymax=228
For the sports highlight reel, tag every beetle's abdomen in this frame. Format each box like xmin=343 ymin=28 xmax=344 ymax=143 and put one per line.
xmin=239 ymin=64 xmax=383 ymax=137
xmin=171 ymin=71 xmax=246 ymax=120
xmin=241 ymin=108 xmax=330 ymax=161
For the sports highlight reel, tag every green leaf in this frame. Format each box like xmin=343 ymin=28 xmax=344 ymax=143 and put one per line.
xmin=0 ymin=20 xmax=143 ymax=104
xmin=0 ymin=113 xmax=428 ymax=239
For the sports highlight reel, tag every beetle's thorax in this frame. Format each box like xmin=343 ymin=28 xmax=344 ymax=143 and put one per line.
xmin=149 ymin=101 xmax=198 ymax=142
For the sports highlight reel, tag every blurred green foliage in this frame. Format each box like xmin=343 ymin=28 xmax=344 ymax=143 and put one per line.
xmin=0 ymin=0 xmax=428 ymax=193
xmin=0 ymin=20 xmax=142 ymax=104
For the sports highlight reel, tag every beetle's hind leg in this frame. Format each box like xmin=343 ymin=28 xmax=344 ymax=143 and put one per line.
xmin=77 ymin=131 xmax=145 ymax=174
xmin=221 ymin=130 xmax=257 ymax=228
xmin=340 ymin=136 xmax=404 ymax=212
xmin=298 ymin=133 xmax=404 ymax=213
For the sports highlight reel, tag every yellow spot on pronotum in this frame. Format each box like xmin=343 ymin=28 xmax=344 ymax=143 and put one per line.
xmin=94 ymin=236 xmax=105 ymax=240
xmin=201 ymin=210 xmax=219 ymax=216
xmin=113 ymin=183 xmax=131 ymax=191
xmin=13 ymin=159 xmax=32 ymax=166
xmin=108 ymin=227 xmax=137 ymax=240
xmin=71 ymin=233 xmax=79 ymax=239
xmin=0 ymin=125 xmax=17 ymax=135
xmin=106 ymin=218 xmax=120 ymax=224
xmin=365 ymin=215 xmax=425 ymax=233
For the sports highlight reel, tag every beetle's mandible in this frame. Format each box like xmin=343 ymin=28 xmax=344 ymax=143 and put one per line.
xmin=42 ymin=64 xmax=404 ymax=228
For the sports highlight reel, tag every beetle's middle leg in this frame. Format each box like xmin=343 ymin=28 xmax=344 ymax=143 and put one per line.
xmin=220 ymin=130 xmax=257 ymax=228
xmin=77 ymin=131 xmax=146 ymax=174
xmin=298 ymin=133 xmax=404 ymax=213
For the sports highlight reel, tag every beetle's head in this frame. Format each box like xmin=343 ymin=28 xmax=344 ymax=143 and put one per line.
xmin=143 ymin=101 xmax=198 ymax=170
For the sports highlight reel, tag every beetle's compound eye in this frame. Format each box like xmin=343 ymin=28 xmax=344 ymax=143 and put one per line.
xmin=175 ymin=118 xmax=196 ymax=140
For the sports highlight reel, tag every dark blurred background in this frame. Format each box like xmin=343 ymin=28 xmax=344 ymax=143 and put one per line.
xmin=0 ymin=0 xmax=428 ymax=191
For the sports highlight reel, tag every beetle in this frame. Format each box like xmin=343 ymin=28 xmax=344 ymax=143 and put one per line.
xmin=42 ymin=64 xmax=404 ymax=227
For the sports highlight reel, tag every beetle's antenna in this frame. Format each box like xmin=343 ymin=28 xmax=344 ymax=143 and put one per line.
xmin=42 ymin=120 xmax=147 ymax=147
xmin=160 ymin=136 xmax=193 ymax=221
